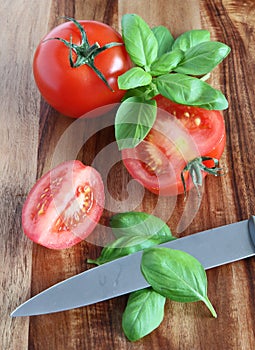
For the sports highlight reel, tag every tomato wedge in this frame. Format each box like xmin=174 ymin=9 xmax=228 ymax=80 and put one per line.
xmin=122 ymin=96 xmax=226 ymax=196
xmin=22 ymin=160 xmax=105 ymax=249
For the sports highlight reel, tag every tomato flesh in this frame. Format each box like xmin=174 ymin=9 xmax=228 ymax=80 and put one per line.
xmin=33 ymin=20 xmax=132 ymax=118
xmin=122 ymin=96 xmax=226 ymax=196
xmin=155 ymin=96 xmax=226 ymax=163
xmin=22 ymin=160 xmax=105 ymax=249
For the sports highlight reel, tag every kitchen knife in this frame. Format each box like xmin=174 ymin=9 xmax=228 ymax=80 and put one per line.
xmin=11 ymin=216 xmax=255 ymax=317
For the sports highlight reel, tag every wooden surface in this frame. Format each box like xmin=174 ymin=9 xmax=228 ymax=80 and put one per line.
xmin=1 ymin=0 xmax=255 ymax=349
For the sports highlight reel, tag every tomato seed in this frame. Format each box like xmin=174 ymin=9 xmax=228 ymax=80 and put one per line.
xmin=194 ymin=117 xmax=201 ymax=126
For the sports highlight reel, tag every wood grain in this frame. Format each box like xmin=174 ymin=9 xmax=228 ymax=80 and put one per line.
xmin=119 ymin=0 xmax=201 ymax=36
xmin=0 ymin=1 xmax=51 ymax=349
xmin=0 ymin=0 xmax=254 ymax=349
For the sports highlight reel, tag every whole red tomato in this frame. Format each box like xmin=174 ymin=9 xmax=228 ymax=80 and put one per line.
xmin=33 ymin=18 xmax=132 ymax=118
xmin=122 ymin=96 xmax=226 ymax=196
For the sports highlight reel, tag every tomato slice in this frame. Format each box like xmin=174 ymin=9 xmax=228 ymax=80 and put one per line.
xmin=122 ymin=96 xmax=226 ymax=196
xmin=22 ymin=160 xmax=105 ymax=249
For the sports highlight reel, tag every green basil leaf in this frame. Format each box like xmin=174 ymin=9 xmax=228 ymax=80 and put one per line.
xmin=115 ymin=96 xmax=157 ymax=150
xmin=155 ymin=73 xmax=228 ymax=110
xmin=87 ymin=234 xmax=174 ymax=266
xmin=141 ymin=247 xmax=217 ymax=317
xmin=121 ymin=87 xmax=147 ymax=101
xmin=110 ymin=211 xmax=174 ymax=240
xmin=150 ymin=49 xmax=184 ymax=75
xmin=118 ymin=67 xmax=152 ymax=90
xmin=175 ymin=41 xmax=231 ymax=75
xmin=122 ymin=288 xmax=166 ymax=342
xmin=172 ymin=29 xmax=210 ymax=51
xmin=88 ymin=212 xmax=175 ymax=265
xmin=152 ymin=25 xmax=174 ymax=57
xmin=122 ymin=86 xmax=152 ymax=101
xmin=122 ymin=14 xmax=158 ymax=69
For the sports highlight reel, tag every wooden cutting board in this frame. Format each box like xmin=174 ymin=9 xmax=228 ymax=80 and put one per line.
xmin=1 ymin=1 xmax=255 ymax=349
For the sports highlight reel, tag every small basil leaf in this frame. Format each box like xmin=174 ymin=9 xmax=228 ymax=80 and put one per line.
xmin=122 ymin=85 xmax=158 ymax=101
xmin=150 ymin=49 xmax=184 ymax=76
xmin=141 ymin=247 xmax=217 ymax=318
xmin=122 ymin=14 xmax=158 ymax=69
xmin=175 ymin=41 xmax=231 ymax=75
xmin=122 ymin=288 xmax=166 ymax=342
xmin=115 ymin=96 xmax=157 ymax=150
xmin=110 ymin=211 xmax=174 ymax=240
xmin=152 ymin=25 xmax=174 ymax=57
xmin=155 ymin=73 xmax=228 ymax=110
xmin=118 ymin=67 xmax=152 ymax=90
xmin=122 ymin=86 xmax=148 ymax=101
xmin=87 ymin=234 xmax=175 ymax=265
xmin=172 ymin=29 xmax=210 ymax=51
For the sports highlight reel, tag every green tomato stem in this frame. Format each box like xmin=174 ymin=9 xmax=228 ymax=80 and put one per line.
xmin=45 ymin=17 xmax=123 ymax=90
xmin=181 ymin=156 xmax=224 ymax=199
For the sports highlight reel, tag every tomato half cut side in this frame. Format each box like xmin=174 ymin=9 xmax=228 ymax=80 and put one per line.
xmin=122 ymin=97 xmax=226 ymax=196
xmin=155 ymin=96 xmax=226 ymax=168
xmin=22 ymin=160 xmax=105 ymax=249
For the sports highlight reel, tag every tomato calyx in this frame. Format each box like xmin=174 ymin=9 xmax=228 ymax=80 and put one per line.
xmin=46 ymin=17 xmax=123 ymax=91
xmin=181 ymin=156 xmax=224 ymax=198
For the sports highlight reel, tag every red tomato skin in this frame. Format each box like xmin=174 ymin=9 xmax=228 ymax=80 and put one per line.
xmin=122 ymin=97 xmax=226 ymax=196
xmin=33 ymin=20 xmax=132 ymax=118
xmin=22 ymin=160 xmax=105 ymax=249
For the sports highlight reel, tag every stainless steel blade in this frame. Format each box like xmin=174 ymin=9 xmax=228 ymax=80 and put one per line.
xmin=11 ymin=216 xmax=255 ymax=317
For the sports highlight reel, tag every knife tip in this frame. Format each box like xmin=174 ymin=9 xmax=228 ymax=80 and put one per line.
xmin=10 ymin=310 xmax=18 ymax=317
xmin=10 ymin=306 xmax=28 ymax=318
xmin=10 ymin=309 xmax=21 ymax=317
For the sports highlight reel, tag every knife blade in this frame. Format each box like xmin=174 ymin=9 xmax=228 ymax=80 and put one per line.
xmin=11 ymin=216 xmax=255 ymax=317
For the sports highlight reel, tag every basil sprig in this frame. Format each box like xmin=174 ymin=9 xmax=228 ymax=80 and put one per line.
xmin=87 ymin=212 xmax=217 ymax=341
xmin=115 ymin=14 xmax=231 ymax=150
xmin=87 ymin=212 xmax=173 ymax=340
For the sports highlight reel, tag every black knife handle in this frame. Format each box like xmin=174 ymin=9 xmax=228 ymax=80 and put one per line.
xmin=248 ymin=216 xmax=255 ymax=247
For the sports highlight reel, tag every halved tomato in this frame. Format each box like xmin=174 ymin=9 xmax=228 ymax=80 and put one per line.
xmin=22 ymin=160 xmax=105 ymax=249
xmin=122 ymin=96 xmax=226 ymax=196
